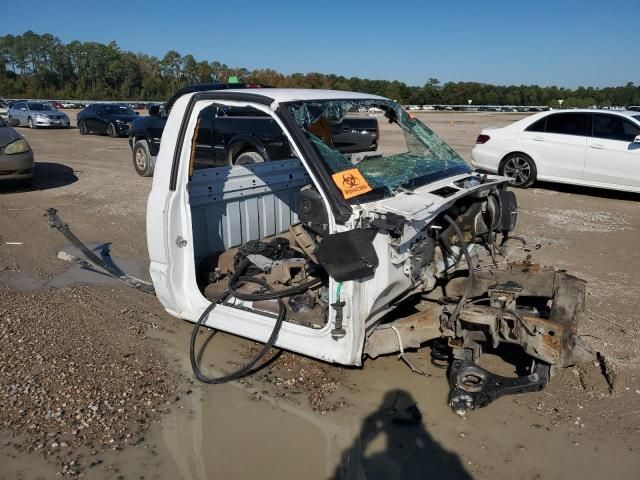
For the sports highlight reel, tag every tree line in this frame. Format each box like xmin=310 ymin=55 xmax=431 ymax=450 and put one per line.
xmin=1 ymin=31 xmax=639 ymax=107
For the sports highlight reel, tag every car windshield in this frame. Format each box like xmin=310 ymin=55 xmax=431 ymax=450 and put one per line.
xmin=103 ymin=105 xmax=135 ymax=115
xmin=286 ymin=99 xmax=470 ymax=201
xmin=0 ymin=117 xmax=6 ymax=127
xmin=28 ymin=103 xmax=55 ymax=111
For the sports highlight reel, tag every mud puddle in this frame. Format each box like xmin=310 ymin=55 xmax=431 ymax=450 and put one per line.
xmin=16 ymin=318 xmax=633 ymax=480
xmin=1 ymin=242 xmax=638 ymax=478
xmin=0 ymin=242 xmax=148 ymax=291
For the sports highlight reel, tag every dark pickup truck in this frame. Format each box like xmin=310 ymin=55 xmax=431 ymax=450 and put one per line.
xmin=128 ymin=83 xmax=379 ymax=176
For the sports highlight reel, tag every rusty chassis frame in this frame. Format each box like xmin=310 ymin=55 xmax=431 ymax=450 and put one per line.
xmin=365 ymin=261 xmax=594 ymax=413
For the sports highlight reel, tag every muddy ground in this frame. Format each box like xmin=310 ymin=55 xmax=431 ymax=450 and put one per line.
xmin=1 ymin=111 xmax=639 ymax=479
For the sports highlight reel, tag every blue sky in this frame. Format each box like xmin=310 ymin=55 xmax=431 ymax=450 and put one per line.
xmin=3 ymin=0 xmax=638 ymax=88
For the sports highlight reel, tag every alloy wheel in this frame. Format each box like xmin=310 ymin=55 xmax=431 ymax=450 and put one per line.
xmin=135 ymin=147 xmax=148 ymax=170
xmin=502 ymin=156 xmax=532 ymax=186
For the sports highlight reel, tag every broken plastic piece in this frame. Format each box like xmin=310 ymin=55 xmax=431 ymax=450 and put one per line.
xmin=44 ymin=208 xmax=155 ymax=295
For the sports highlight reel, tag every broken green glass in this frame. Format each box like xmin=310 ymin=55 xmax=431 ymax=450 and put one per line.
xmin=286 ymin=99 xmax=470 ymax=198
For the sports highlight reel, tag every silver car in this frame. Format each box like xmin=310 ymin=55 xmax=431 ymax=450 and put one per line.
xmin=0 ymin=117 xmax=34 ymax=182
xmin=8 ymin=101 xmax=70 ymax=128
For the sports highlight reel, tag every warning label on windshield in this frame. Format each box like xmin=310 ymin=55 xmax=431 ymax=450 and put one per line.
xmin=332 ymin=168 xmax=373 ymax=199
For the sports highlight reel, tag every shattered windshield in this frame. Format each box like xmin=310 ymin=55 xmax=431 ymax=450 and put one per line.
xmin=285 ymin=99 xmax=470 ymax=200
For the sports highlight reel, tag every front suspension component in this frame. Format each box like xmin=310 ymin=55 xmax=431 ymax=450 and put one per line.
xmin=448 ymin=358 xmax=550 ymax=414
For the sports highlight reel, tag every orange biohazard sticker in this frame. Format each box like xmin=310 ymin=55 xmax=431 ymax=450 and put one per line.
xmin=331 ymin=168 xmax=373 ymax=199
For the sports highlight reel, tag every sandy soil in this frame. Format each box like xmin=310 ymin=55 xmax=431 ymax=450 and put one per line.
xmin=1 ymin=111 xmax=639 ymax=479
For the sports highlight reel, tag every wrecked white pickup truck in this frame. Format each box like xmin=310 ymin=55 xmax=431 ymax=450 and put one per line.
xmin=47 ymin=88 xmax=594 ymax=413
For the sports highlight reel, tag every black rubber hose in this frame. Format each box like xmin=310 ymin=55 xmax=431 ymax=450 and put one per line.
xmin=189 ymin=259 xmax=320 ymax=384
xmin=190 ymin=275 xmax=286 ymax=384
xmin=443 ymin=214 xmax=475 ymax=329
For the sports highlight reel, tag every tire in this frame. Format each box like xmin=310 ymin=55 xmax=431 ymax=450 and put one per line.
xmin=78 ymin=120 xmax=88 ymax=135
xmin=107 ymin=123 xmax=118 ymax=138
xmin=132 ymin=140 xmax=156 ymax=177
xmin=233 ymin=150 xmax=265 ymax=166
xmin=28 ymin=117 xmax=37 ymax=129
xmin=499 ymin=153 xmax=537 ymax=188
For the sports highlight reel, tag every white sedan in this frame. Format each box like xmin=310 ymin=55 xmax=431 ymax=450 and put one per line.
xmin=471 ymin=109 xmax=640 ymax=191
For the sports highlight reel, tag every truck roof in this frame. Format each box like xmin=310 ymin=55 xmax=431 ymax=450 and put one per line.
xmin=208 ymin=88 xmax=389 ymax=103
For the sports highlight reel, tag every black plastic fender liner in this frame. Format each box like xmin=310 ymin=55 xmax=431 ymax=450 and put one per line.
xmin=497 ymin=189 xmax=518 ymax=233
xmin=316 ymin=228 xmax=379 ymax=282
xmin=43 ymin=208 xmax=155 ymax=295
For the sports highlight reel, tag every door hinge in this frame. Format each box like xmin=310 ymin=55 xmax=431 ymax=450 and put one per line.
xmin=175 ymin=236 xmax=188 ymax=248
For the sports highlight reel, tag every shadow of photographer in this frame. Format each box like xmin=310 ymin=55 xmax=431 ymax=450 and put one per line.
xmin=333 ymin=389 xmax=471 ymax=480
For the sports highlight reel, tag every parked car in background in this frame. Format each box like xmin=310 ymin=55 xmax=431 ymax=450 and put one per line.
xmin=0 ymin=99 xmax=8 ymax=120
xmin=7 ymin=101 xmax=70 ymax=128
xmin=0 ymin=116 xmax=34 ymax=183
xmin=61 ymin=101 xmax=85 ymax=109
xmin=471 ymin=109 xmax=640 ymax=191
xmin=128 ymin=83 xmax=379 ymax=177
xmin=629 ymin=106 xmax=640 ymax=112
xmin=128 ymin=83 xmax=269 ymax=176
xmin=76 ymin=104 xmax=139 ymax=137
xmin=47 ymin=101 xmax=64 ymax=110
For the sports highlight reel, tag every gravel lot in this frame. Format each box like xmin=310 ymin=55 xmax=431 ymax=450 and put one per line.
xmin=1 ymin=110 xmax=639 ymax=479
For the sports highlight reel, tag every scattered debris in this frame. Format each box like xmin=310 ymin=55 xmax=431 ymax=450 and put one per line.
xmin=596 ymin=352 xmax=616 ymax=394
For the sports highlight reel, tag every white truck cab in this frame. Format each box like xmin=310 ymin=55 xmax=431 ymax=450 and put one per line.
xmin=146 ymin=88 xmax=593 ymax=412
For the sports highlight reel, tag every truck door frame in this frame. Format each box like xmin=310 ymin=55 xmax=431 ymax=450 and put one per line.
xmin=155 ymin=93 xmax=366 ymax=366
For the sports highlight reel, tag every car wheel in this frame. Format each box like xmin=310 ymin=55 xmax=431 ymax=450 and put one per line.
xmin=28 ymin=117 xmax=37 ymax=129
xmin=499 ymin=153 xmax=537 ymax=188
xmin=132 ymin=140 xmax=156 ymax=177
xmin=233 ymin=150 xmax=265 ymax=166
xmin=107 ymin=123 xmax=118 ymax=138
xmin=78 ymin=120 xmax=88 ymax=135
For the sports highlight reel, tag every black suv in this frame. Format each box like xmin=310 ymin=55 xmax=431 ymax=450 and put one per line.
xmin=128 ymin=83 xmax=268 ymax=176
xmin=77 ymin=104 xmax=139 ymax=137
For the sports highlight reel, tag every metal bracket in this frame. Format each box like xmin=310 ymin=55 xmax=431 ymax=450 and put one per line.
xmin=43 ymin=208 xmax=155 ymax=295
xmin=448 ymin=358 xmax=550 ymax=414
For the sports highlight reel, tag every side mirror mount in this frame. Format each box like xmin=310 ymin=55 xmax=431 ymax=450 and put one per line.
xmin=8 ymin=118 xmax=19 ymax=127
xmin=634 ymin=135 xmax=640 ymax=144
xmin=148 ymin=105 xmax=160 ymax=117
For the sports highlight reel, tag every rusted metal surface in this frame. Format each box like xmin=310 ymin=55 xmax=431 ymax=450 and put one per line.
xmin=455 ymin=267 xmax=593 ymax=367
xmin=365 ymin=306 xmax=441 ymax=358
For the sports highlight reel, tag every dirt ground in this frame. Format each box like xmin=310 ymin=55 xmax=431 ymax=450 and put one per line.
xmin=1 ymin=110 xmax=639 ymax=479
